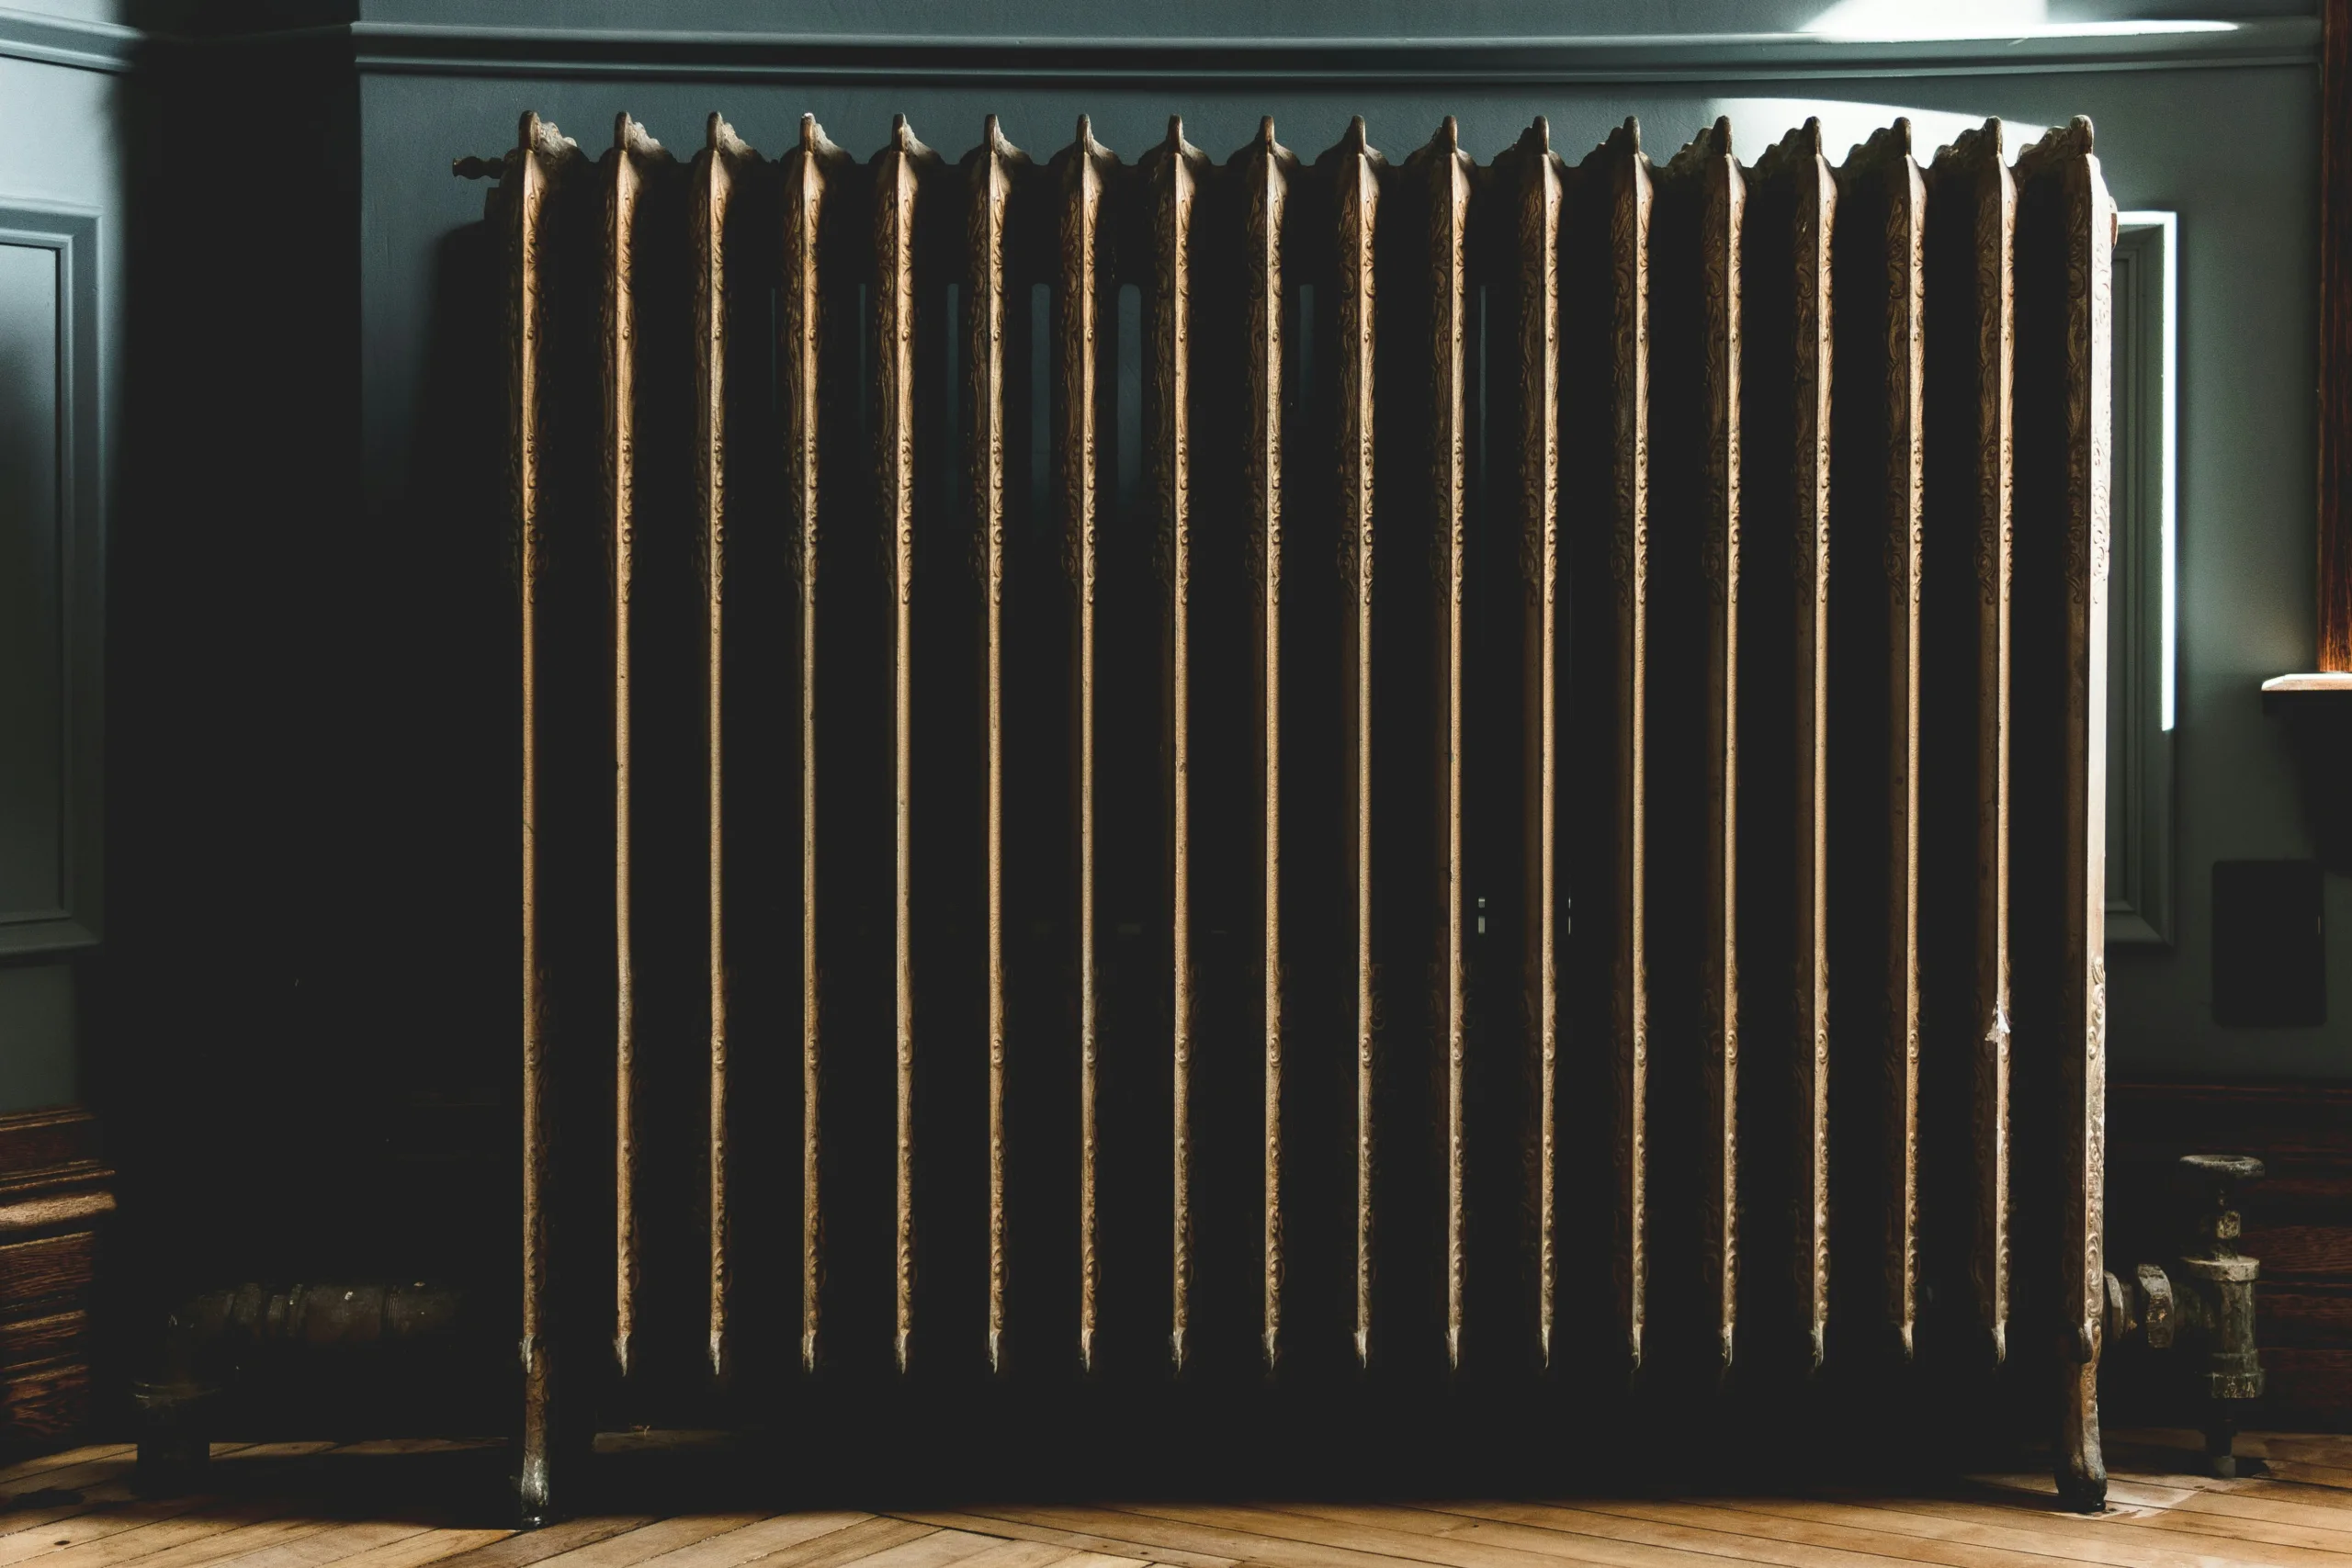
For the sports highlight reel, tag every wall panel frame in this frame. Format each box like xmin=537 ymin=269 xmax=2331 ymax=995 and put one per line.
xmin=0 ymin=202 xmax=103 ymax=958
xmin=2107 ymin=213 xmax=2174 ymax=947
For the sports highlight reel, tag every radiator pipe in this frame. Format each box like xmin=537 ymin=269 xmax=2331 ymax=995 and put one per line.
xmin=132 ymin=1282 xmax=475 ymax=1484
xmin=2104 ymin=1156 xmax=2266 ymax=1477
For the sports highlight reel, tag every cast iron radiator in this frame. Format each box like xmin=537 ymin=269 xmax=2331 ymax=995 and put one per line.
xmin=462 ymin=107 xmax=2116 ymax=1513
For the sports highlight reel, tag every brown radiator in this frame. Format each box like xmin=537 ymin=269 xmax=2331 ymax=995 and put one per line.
xmin=462 ymin=107 xmax=2113 ymax=1517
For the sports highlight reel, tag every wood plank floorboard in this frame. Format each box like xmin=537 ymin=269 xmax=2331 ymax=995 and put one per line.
xmin=1856 ymin=1489 xmax=2352 ymax=1563
xmin=938 ymin=1506 xmax=1409 ymax=1568
xmin=409 ymin=1519 xmax=659 ymax=1568
xmin=5 ymin=1439 xmax=2348 ymax=1568
xmin=0 ymin=1494 xmax=220 ymax=1562
xmin=890 ymin=1509 xmax=1240 ymax=1568
xmin=529 ymin=1514 xmax=771 ymax=1568
xmin=1536 ymin=1497 xmax=2245 ymax=1568
xmin=0 ymin=1452 xmax=135 ymax=1490
xmin=620 ymin=1511 xmax=869 ymax=1568
xmin=1367 ymin=1497 xmax=2051 ymax=1568
xmin=198 ymin=1519 xmax=435 ymax=1568
xmin=1705 ymin=1492 xmax=2340 ymax=1568
xmin=1121 ymin=1502 xmax=1688 ymax=1568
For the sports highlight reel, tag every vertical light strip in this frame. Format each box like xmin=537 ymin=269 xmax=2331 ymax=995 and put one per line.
xmin=878 ymin=114 xmax=928 ymax=1377
xmin=694 ymin=112 xmax=745 ymax=1386
xmin=1062 ymin=118 xmax=1112 ymax=1373
xmin=1329 ymin=117 xmax=1380 ymax=1371
xmin=2159 ymin=211 xmax=2176 ymax=734
xmin=972 ymin=116 xmax=1019 ymax=1377
xmin=1243 ymin=118 xmax=1293 ymax=1372
xmin=1149 ymin=117 xmax=1203 ymax=1374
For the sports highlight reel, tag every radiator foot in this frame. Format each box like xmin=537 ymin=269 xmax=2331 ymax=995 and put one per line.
xmin=2205 ymin=1406 xmax=2244 ymax=1479
xmin=2056 ymin=1359 xmax=2107 ymax=1513
xmin=129 ymin=1376 xmax=217 ymax=1495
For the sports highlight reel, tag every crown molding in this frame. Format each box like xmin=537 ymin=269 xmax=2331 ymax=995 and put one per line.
xmin=334 ymin=17 xmax=2319 ymax=82
xmin=2 ymin=10 xmax=2320 ymax=82
xmin=0 ymin=6 xmax=148 ymax=73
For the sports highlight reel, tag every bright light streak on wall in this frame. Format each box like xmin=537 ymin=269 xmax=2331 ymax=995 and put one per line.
xmin=1803 ymin=1 xmax=2234 ymax=40
xmin=2120 ymin=210 xmax=2179 ymax=733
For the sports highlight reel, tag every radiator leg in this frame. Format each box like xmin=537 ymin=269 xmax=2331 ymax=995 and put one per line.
xmin=2205 ymin=1406 xmax=2241 ymax=1480
xmin=517 ymin=1335 xmax=559 ymax=1529
xmin=2056 ymin=1354 xmax=2107 ymax=1512
xmin=130 ymin=1379 xmax=213 ymax=1494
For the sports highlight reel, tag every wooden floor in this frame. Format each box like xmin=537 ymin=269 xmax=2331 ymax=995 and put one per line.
xmin=5 ymin=1430 xmax=2352 ymax=1568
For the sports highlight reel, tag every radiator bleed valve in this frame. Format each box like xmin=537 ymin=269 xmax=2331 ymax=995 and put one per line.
xmin=2103 ymin=1155 xmax=2267 ymax=1477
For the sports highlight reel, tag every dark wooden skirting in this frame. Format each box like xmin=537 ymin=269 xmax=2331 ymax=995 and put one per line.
xmin=0 ymin=1106 xmax=112 ymax=1450
xmin=2110 ymin=1078 xmax=2352 ymax=1429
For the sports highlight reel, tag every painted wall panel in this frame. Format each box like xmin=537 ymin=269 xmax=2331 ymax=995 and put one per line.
xmin=0 ymin=964 xmax=75 ymax=1112
xmin=0 ymin=45 xmax=121 ymax=1123
xmin=0 ymin=242 xmax=63 ymax=927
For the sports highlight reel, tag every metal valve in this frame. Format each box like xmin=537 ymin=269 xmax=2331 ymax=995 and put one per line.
xmin=2104 ymin=1154 xmax=2266 ymax=1477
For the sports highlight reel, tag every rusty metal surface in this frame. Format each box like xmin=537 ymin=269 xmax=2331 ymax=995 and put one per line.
xmin=1694 ymin=118 xmax=1745 ymax=1378
xmin=691 ymin=112 xmax=756 ymax=1389
xmin=1142 ymin=116 xmax=1207 ymax=1375
xmin=1055 ymin=118 xmax=1117 ymax=1375
xmin=1570 ymin=120 xmax=1653 ymax=1376
xmin=1845 ymin=120 xmax=1928 ymax=1365
xmin=1499 ymin=118 xmax=1565 ymax=1371
xmin=874 ymin=115 xmax=938 ymax=1378
xmin=1320 ymin=117 xmax=1382 ymax=1373
xmin=1747 ymin=118 xmax=1836 ymax=1375
xmin=1927 ymin=119 xmax=2018 ymax=1368
xmin=1238 ymin=117 xmax=1296 ymax=1373
xmin=1400 ymin=117 xmax=1473 ymax=1376
xmin=781 ymin=112 xmax=850 ymax=1377
xmin=2015 ymin=115 xmax=2114 ymax=1511
xmin=502 ymin=107 xmax=578 ymax=1523
xmin=967 ymin=114 xmax=1024 ymax=1380
xmin=602 ymin=110 xmax=668 ymax=1389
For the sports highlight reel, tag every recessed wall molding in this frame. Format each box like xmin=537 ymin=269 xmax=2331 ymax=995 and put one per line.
xmin=2109 ymin=212 xmax=2177 ymax=947
xmin=0 ymin=7 xmax=144 ymax=75
xmin=0 ymin=202 xmax=102 ymax=957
